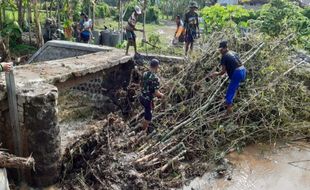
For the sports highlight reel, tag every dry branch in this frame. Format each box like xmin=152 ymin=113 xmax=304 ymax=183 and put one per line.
xmin=0 ymin=151 xmax=34 ymax=169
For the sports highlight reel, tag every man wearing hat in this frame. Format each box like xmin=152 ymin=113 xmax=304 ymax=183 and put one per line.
xmin=211 ymin=41 xmax=247 ymax=114
xmin=139 ymin=59 xmax=164 ymax=132
xmin=125 ymin=6 xmax=144 ymax=56
xmin=184 ymin=1 xmax=200 ymax=56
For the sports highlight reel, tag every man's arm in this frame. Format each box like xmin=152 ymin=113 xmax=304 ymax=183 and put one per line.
xmin=211 ymin=65 xmax=226 ymax=78
xmin=196 ymin=15 xmax=200 ymax=37
xmin=155 ymin=90 xmax=164 ymax=99
xmin=133 ymin=27 xmax=144 ymax=32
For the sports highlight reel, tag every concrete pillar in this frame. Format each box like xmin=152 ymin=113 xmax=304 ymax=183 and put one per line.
xmin=92 ymin=30 xmax=100 ymax=45
xmin=19 ymin=83 xmax=60 ymax=187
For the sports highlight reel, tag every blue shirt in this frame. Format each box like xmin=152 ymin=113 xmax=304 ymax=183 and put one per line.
xmin=220 ymin=51 xmax=242 ymax=79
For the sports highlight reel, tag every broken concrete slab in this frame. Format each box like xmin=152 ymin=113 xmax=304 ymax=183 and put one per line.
xmin=28 ymin=40 xmax=114 ymax=64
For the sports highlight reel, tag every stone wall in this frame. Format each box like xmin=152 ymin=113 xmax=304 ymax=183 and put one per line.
xmin=0 ymin=47 xmax=184 ymax=187
xmin=20 ymin=83 xmax=60 ymax=186
xmin=71 ymin=60 xmax=134 ymax=114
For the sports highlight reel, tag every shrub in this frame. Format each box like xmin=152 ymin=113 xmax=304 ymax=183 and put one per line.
xmin=0 ymin=20 xmax=22 ymax=47
xmin=200 ymin=4 xmax=252 ymax=33
xmin=96 ymin=2 xmax=111 ymax=19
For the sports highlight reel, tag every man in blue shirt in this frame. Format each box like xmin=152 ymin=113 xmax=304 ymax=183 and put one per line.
xmin=211 ymin=41 xmax=246 ymax=114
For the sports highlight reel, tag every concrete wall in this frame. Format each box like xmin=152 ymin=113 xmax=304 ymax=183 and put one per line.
xmin=0 ymin=49 xmax=134 ymax=187
xmin=28 ymin=40 xmax=114 ymax=64
xmin=20 ymin=84 xmax=60 ymax=186
xmin=0 ymin=42 xmax=185 ymax=187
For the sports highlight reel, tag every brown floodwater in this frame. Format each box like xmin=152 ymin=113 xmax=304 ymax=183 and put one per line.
xmin=182 ymin=141 xmax=310 ymax=190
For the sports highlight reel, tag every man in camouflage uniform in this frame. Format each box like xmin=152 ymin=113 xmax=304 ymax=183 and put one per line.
xmin=139 ymin=59 xmax=164 ymax=132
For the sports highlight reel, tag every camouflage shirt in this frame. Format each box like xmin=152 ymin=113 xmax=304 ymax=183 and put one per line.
xmin=141 ymin=71 xmax=160 ymax=101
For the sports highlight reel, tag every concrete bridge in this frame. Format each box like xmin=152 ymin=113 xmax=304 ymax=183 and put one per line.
xmin=0 ymin=40 xmax=184 ymax=187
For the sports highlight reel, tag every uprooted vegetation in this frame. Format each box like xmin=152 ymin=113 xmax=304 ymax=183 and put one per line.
xmin=59 ymin=30 xmax=310 ymax=189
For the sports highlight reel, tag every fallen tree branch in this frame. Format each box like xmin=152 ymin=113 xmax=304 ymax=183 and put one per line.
xmin=0 ymin=151 xmax=35 ymax=169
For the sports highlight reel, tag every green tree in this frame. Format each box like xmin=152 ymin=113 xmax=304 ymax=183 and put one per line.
xmin=200 ymin=4 xmax=251 ymax=33
xmin=257 ymin=0 xmax=310 ymax=50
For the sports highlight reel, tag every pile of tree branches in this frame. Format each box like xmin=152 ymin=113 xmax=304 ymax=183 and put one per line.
xmin=128 ymin=29 xmax=310 ymax=186
xmin=60 ymin=29 xmax=310 ymax=189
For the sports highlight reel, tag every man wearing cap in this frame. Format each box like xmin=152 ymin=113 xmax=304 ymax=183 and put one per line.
xmin=0 ymin=62 xmax=11 ymax=73
xmin=184 ymin=1 xmax=200 ymax=56
xmin=125 ymin=6 xmax=144 ymax=56
xmin=139 ymin=59 xmax=164 ymax=132
xmin=211 ymin=41 xmax=247 ymax=114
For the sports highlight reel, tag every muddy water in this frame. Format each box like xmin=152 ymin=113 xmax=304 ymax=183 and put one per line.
xmin=183 ymin=141 xmax=310 ymax=190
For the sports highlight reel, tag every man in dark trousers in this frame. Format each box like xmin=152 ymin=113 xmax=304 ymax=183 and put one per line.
xmin=139 ymin=59 xmax=164 ymax=132
xmin=125 ymin=5 xmax=144 ymax=56
xmin=184 ymin=1 xmax=200 ymax=56
xmin=211 ymin=41 xmax=247 ymax=114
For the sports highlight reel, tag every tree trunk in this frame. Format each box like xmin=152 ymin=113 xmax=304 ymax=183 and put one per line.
xmin=45 ymin=0 xmax=48 ymax=17
xmin=0 ymin=6 xmax=3 ymax=30
xmin=50 ymin=0 xmax=53 ymax=18
xmin=28 ymin=1 xmax=32 ymax=23
xmin=56 ymin=0 xmax=60 ymax=28
xmin=2 ymin=7 xmax=6 ymax=22
xmin=17 ymin=0 xmax=24 ymax=29
xmin=33 ymin=0 xmax=44 ymax=47
xmin=0 ymin=37 xmax=11 ymax=62
xmin=28 ymin=0 xmax=32 ymax=44
xmin=92 ymin=1 xmax=95 ymax=29
xmin=0 ymin=151 xmax=34 ymax=169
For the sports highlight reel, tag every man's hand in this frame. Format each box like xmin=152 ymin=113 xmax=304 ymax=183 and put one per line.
xmin=210 ymin=72 xmax=219 ymax=79
xmin=1 ymin=62 xmax=12 ymax=72
xmin=155 ymin=90 xmax=164 ymax=99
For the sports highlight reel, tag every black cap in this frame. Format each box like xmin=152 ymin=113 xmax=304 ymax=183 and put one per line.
xmin=80 ymin=12 xmax=86 ymax=16
xmin=219 ymin=41 xmax=228 ymax=49
xmin=150 ymin=59 xmax=160 ymax=68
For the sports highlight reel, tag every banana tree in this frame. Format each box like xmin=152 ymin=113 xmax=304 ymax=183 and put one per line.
xmin=33 ymin=0 xmax=44 ymax=47
xmin=0 ymin=0 xmax=17 ymax=29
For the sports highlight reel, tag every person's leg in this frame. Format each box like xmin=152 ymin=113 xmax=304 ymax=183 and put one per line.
xmin=185 ymin=42 xmax=189 ymax=56
xmin=139 ymin=96 xmax=152 ymax=131
xmin=185 ymin=32 xmax=190 ymax=56
xmin=142 ymin=101 xmax=152 ymax=131
xmin=125 ymin=30 xmax=132 ymax=55
xmin=225 ymin=70 xmax=242 ymax=113
xmin=189 ymin=42 xmax=194 ymax=55
xmin=126 ymin=41 xmax=130 ymax=55
xmin=132 ymin=32 xmax=138 ymax=55
xmin=133 ymin=40 xmax=137 ymax=54
xmin=189 ymin=31 xmax=195 ymax=54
